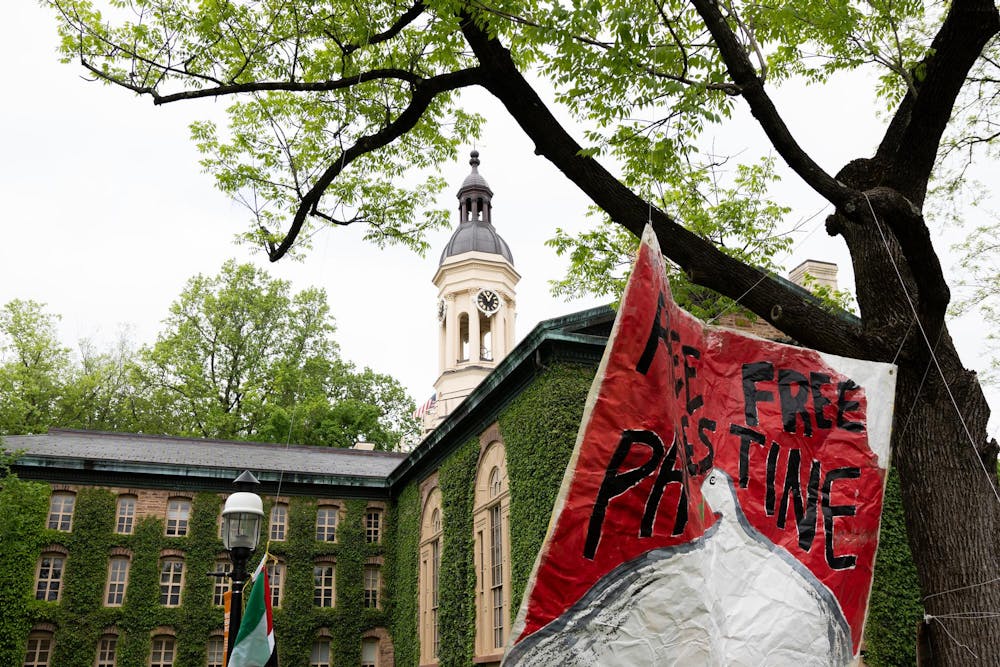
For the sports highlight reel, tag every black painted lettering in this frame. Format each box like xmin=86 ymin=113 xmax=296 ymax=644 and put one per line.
xmin=836 ymin=380 xmax=864 ymax=432
xmin=778 ymin=368 xmax=813 ymax=437
xmin=731 ymin=424 xmax=766 ymax=488
xmin=641 ymin=436 xmax=688 ymax=537
xmin=765 ymin=442 xmax=779 ymax=516
xmin=693 ymin=418 xmax=716 ymax=475
xmin=777 ymin=449 xmax=821 ymax=551
xmin=742 ymin=361 xmax=775 ymax=426
xmin=810 ymin=372 xmax=833 ymax=429
xmin=585 ymin=430 xmax=665 ymax=559
xmin=635 ymin=292 xmax=670 ymax=376
xmin=822 ymin=467 xmax=861 ymax=569
xmin=681 ymin=345 xmax=703 ymax=414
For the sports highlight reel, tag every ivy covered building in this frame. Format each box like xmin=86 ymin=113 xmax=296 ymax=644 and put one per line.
xmin=1 ymin=302 xmax=614 ymax=667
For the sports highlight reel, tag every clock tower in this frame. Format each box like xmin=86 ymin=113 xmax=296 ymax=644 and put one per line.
xmin=426 ymin=151 xmax=520 ymax=431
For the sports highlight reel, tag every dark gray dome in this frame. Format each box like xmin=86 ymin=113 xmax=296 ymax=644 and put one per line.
xmin=439 ymin=219 xmax=514 ymax=265
xmin=439 ymin=151 xmax=513 ymax=265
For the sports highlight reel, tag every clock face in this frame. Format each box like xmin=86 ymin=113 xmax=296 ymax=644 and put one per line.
xmin=476 ymin=289 xmax=502 ymax=315
xmin=437 ymin=298 xmax=447 ymax=322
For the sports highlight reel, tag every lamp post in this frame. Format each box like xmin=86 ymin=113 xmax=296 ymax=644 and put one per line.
xmin=221 ymin=470 xmax=264 ymax=661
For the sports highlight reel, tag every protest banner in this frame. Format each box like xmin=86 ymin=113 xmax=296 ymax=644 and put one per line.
xmin=504 ymin=225 xmax=896 ymax=666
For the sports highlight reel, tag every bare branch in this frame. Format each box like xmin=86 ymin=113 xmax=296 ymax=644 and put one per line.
xmin=267 ymin=66 xmax=485 ymax=260
xmin=343 ymin=1 xmax=426 ymax=56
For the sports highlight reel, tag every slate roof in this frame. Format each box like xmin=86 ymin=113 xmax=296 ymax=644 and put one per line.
xmin=6 ymin=429 xmax=406 ymax=480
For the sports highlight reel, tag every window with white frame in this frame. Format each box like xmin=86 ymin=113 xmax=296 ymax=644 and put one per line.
xmin=23 ymin=630 xmax=54 ymax=667
xmin=361 ymin=637 xmax=379 ymax=667
xmin=315 ymin=506 xmax=338 ymax=542
xmin=149 ymin=635 xmax=175 ymax=667
xmin=105 ymin=556 xmax=130 ymax=606
xmin=473 ymin=439 xmax=511 ymax=658
xmin=419 ymin=488 xmax=444 ymax=664
xmin=212 ymin=560 xmax=230 ymax=606
xmin=310 ymin=638 xmax=331 ymax=667
xmin=206 ymin=636 xmax=225 ymax=667
xmin=313 ymin=563 xmax=335 ymax=607
xmin=165 ymin=498 xmax=191 ymax=537
xmin=34 ymin=553 xmax=65 ymax=601
xmin=95 ymin=633 xmax=118 ymax=667
xmin=363 ymin=565 xmax=381 ymax=609
xmin=115 ymin=495 xmax=136 ymax=535
xmin=267 ymin=561 xmax=285 ymax=608
xmin=47 ymin=492 xmax=75 ymax=531
xmin=365 ymin=509 xmax=382 ymax=544
xmin=159 ymin=558 xmax=184 ymax=606
xmin=270 ymin=503 xmax=288 ymax=541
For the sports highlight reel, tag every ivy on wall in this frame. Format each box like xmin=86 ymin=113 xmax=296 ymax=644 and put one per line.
xmin=436 ymin=438 xmax=478 ymax=667
xmin=862 ymin=470 xmax=923 ymax=666
xmin=0 ymin=476 xmax=49 ymax=665
xmin=386 ymin=482 xmax=420 ymax=667
xmin=499 ymin=363 xmax=595 ymax=614
xmin=0 ymin=482 xmax=389 ymax=667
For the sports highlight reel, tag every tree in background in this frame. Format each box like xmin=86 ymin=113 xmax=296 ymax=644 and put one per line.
xmin=45 ymin=0 xmax=1000 ymax=660
xmin=0 ymin=300 xmax=72 ymax=434
xmin=136 ymin=260 xmax=418 ymax=448
xmin=0 ymin=265 xmax=417 ymax=449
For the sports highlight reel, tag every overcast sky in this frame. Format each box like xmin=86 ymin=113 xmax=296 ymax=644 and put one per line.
xmin=3 ymin=3 xmax=996 ymax=437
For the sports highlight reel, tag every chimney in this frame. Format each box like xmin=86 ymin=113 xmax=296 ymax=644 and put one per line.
xmin=789 ymin=260 xmax=838 ymax=291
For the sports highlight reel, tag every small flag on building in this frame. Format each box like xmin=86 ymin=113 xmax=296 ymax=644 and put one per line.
xmin=413 ymin=393 xmax=437 ymax=419
xmin=227 ymin=556 xmax=277 ymax=667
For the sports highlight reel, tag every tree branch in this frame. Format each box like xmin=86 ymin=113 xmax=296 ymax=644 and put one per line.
xmin=876 ymin=0 xmax=1000 ymax=205
xmin=342 ymin=1 xmax=425 ymax=56
xmin=151 ymin=69 xmax=422 ymax=105
xmin=460 ymin=17 xmax=871 ymax=360
xmin=688 ymin=0 xmax=854 ymax=210
xmin=267 ymin=66 xmax=485 ymax=261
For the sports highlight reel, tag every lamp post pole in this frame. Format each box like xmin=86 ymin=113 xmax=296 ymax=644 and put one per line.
xmin=222 ymin=470 xmax=264 ymax=663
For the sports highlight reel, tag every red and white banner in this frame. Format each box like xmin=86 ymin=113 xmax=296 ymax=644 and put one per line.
xmin=504 ymin=226 xmax=896 ymax=666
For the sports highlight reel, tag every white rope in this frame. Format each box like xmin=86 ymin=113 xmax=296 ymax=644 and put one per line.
xmin=926 ymin=615 xmax=979 ymax=659
xmin=924 ymin=576 xmax=1000 ymax=602
xmin=705 ymin=271 xmax=772 ymax=326
xmin=863 ymin=193 xmax=1000 ymax=508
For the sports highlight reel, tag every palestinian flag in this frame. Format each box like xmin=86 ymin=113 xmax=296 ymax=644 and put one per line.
xmin=228 ymin=557 xmax=277 ymax=667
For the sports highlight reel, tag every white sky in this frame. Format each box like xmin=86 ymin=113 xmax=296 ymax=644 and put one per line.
xmin=2 ymin=3 xmax=996 ymax=437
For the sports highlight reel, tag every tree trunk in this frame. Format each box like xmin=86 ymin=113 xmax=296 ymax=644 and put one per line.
xmin=892 ymin=351 xmax=1000 ymax=665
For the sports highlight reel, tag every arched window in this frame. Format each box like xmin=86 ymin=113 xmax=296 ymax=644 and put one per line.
xmin=95 ymin=630 xmax=119 ymax=667
xmin=419 ymin=487 xmax=444 ymax=664
xmin=206 ymin=633 xmax=225 ymax=667
xmin=212 ymin=559 xmax=230 ymax=606
xmin=315 ymin=505 xmax=339 ymax=542
xmin=313 ymin=559 xmax=336 ymax=607
xmin=267 ymin=559 xmax=285 ymax=608
xmin=165 ymin=497 xmax=191 ymax=537
xmin=310 ymin=630 xmax=332 ymax=667
xmin=116 ymin=495 xmax=137 ymax=534
xmin=479 ymin=311 xmax=493 ymax=361
xmin=361 ymin=637 xmax=380 ymax=667
xmin=105 ymin=554 xmax=130 ymax=606
xmin=47 ymin=491 xmax=75 ymax=531
xmin=149 ymin=634 xmax=175 ymax=667
xmin=23 ymin=627 xmax=54 ymax=667
xmin=269 ymin=503 xmax=288 ymax=541
xmin=364 ymin=561 xmax=382 ymax=609
xmin=459 ymin=313 xmax=470 ymax=362
xmin=473 ymin=440 xmax=511 ymax=660
xmin=35 ymin=550 xmax=66 ymax=601
xmin=159 ymin=556 xmax=184 ymax=606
